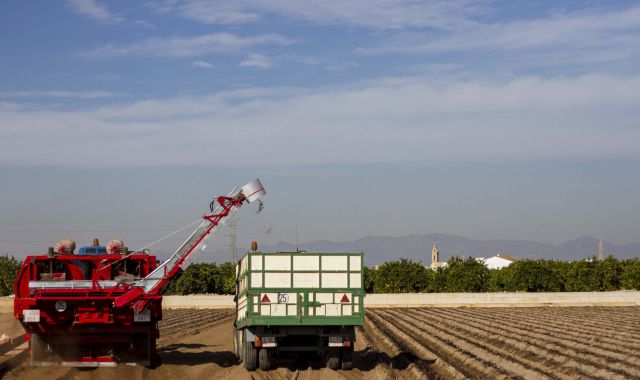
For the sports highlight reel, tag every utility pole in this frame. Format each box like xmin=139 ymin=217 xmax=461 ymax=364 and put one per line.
xmin=227 ymin=219 xmax=238 ymax=263
xmin=598 ymin=238 xmax=605 ymax=260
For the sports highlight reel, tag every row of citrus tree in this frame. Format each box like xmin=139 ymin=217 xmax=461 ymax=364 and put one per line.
xmin=366 ymin=256 xmax=640 ymax=293
xmin=1 ymin=255 xmax=639 ymax=296
xmin=166 ymin=256 xmax=640 ymax=294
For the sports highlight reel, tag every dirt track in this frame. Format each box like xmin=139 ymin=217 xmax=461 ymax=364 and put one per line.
xmin=2 ymin=307 xmax=639 ymax=379
xmin=0 ymin=309 xmax=404 ymax=380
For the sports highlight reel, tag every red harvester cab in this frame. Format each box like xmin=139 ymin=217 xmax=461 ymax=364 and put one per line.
xmin=12 ymin=178 xmax=267 ymax=368
xmin=14 ymin=244 xmax=161 ymax=367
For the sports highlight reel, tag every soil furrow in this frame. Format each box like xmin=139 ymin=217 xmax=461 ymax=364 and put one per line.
xmin=370 ymin=309 xmax=510 ymax=379
xmin=408 ymin=308 xmax=590 ymax=380
xmin=414 ymin=308 xmax=639 ymax=379
xmin=386 ymin=308 xmax=577 ymax=380
xmin=495 ymin=308 xmax=640 ymax=338
xmin=365 ymin=314 xmax=445 ymax=379
xmin=459 ymin=307 xmax=640 ymax=352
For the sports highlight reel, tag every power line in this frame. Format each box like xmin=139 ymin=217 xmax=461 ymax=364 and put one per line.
xmin=0 ymin=237 xmax=188 ymax=244
xmin=0 ymin=228 xmax=177 ymax=233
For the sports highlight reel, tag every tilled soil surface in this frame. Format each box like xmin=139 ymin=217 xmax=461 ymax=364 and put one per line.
xmin=368 ymin=306 xmax=640 ymax=380
xmin=2 ymin=306 xmax=639 ymax=379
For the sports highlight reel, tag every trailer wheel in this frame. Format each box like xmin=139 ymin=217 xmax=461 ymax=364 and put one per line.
xmin=235 ymin=329 xmax=244 ymax=361
xmin=243 ymin=331 xmax=258 ymax=371
xmin=259 ymin=348 xmax=271 ymax=370
xmin=233 ymin=329 xmax=239 ymax=358
xmin=341 ymin=346 xmax=353 ymax=370
xmin=326 ymin=347 xmax=340 ymax=370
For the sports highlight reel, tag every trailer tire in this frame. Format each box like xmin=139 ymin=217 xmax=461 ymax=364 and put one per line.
xmin=259 ymin=348 xmax=271 ymax=370
xmin=326 ymin=347 xmax=340 ymax=370
xmin=243 ymin=330 xmax=257 ymax=371
xmin=233 ymin=329 xmax=240 ymax=359
xmin=341 ymin=346 xmax=353 ymax=370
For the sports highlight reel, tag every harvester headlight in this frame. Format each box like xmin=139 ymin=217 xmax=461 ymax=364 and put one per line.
xmin=55 ymin=300 xmax=67 ymax=312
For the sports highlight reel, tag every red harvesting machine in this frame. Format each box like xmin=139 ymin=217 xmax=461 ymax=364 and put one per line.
xmin=13 ymin=179 xmax=266 ymax=367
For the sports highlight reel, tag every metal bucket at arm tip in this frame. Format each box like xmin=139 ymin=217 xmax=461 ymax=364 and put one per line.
xmin=241 ymin=178 xmax=266 ymax=203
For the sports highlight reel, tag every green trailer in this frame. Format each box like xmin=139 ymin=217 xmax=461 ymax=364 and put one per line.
xmin=233 ymin=251 xmax=365 ymax=371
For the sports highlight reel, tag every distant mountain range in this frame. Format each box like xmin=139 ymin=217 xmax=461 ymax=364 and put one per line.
xmin=205 ymin=234 xmax=640 ymax=266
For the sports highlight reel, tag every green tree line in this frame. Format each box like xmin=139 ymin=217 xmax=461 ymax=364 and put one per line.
xmin=366 ymin=256 xmax=640 ymax=293
xmin=1 ymin=255 xmax=639 ymax=295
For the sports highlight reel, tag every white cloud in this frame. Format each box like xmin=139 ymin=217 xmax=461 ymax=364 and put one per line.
xmin=0 ymin=90 xmax=121 ymax=99
xmin=132 ymin=20 xmax=157 ymax=29
xmin=325 ymin=62 xmax=360 ymax=71
xmin=66 ymin=0 xmax=123 ymax=23
xmin=360 ymin=6 xmax=640 ymax=55
xmin=82 ymin=33 xmax=293 ymax=58
xmin=164 ymin=0 xmax=477 ymax=29
xmin=191 ymin=60 xmax=215 ymax=69
xmin=239 ymin=54 xmax=273 ymax=69
xmin=1 ymin=74 xmax=639 ymax=167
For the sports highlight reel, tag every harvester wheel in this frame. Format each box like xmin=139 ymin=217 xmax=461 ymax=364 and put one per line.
xmin=30 ymin=334 xmax=46 ymax=365
xmin=326 ymin=347 xmax=340 ymax=370
xmin=258 ymin=348 xmax=271 ymax=370
xmin=341 ymin=346 xmax=353 ymax=370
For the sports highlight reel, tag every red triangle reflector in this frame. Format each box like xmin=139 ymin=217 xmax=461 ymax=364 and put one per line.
xmin=340 ymin=294 xmax=350 ymax=303
xmin=261 ymin=294 xmax=270 ymax=303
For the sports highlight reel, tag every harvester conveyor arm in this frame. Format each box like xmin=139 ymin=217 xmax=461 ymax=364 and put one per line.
xmin=113 ymin=179 xmax=265 ymax=307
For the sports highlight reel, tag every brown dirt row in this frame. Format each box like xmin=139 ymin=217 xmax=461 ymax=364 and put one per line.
xmin=413 ymin=308 xmax=638 ymax=379
xmin=383 ymin=308 xmax=572 ymax=380
xmin=498 ymin=307 xmax=640 ymax=338
xmin=367 ymin=310 xmax=468 ymax=379
xmin=160 ymin=312 xmax=230 ymax=331
xmin=369 ymin=309 xmax=504 ymax=379
xmin=158 ymin=311 xmax=233 ymax=335
xmin=160 ymin=308 xmax=231 ymax=323
xmin=407 ymin=308 xmax=587 ymax=380
xmin=460 ymin=307 xmax=640 ymax=352
xmin=468 ymin=306 xmax=640 ymax=343
xmin=515 ymin=307 xmax=640 ymax=331
xmin=554 ymin=306 xmax=640 ymax=325
xmin=360 ymin=318 xmax=426 ymax=380
xmin=483 ymin=309 xmax=640 ymax=352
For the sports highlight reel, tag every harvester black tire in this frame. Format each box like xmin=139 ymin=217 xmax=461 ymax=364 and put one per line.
xmin=244 ymin=343 xmax=258 ymax=371
xmin=326 ymin=347 xmax=340 ymax=370
xmin=30 ymin=334 xmax=46 ymax=364
xmin=341 ymin=346 xmax=353 ymax=370
xmin=259 ymin=348 xmax=271 ymax=370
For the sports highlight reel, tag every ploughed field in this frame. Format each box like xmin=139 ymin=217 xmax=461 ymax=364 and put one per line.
xmin=2 ymin=306 xmax=639 ymax=379
xmin=368 ymin=307 xmax=640 ymax=379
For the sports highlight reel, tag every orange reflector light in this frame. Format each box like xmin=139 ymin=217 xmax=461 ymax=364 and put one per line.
xmin=255 ymin=336 xmax=262 ymax=347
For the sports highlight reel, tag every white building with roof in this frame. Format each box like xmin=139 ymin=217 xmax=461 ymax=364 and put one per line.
xmin=483 ymin=254 xmax=518 ymax=270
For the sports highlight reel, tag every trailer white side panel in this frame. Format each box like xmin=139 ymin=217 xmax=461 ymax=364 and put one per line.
xmin=293 ymin=272 xmax=319 ymax=287
xmin=293 ymin=255 xmax=319 ymax=270
xmin=322 ymin=273 xmax=348 ymax=288
xmin=322 ymin=256 xmax=347 ymax=271
xmin=265 ymin=256 xmax=291 ymax=271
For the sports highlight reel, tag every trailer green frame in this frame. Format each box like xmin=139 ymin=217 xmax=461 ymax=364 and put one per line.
xmin=235 ymin=252 xmax=365 ymax=329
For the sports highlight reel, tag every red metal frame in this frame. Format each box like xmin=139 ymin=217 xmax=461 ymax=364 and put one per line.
xmin=147 ymin=195 xmax=245 ymax=296
xmin=13 ymin=189 xmax=252 ymax=367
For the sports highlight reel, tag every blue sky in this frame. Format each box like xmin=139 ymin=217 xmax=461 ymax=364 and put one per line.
xmin=1 ymin=1 xmax=639 ymax=259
